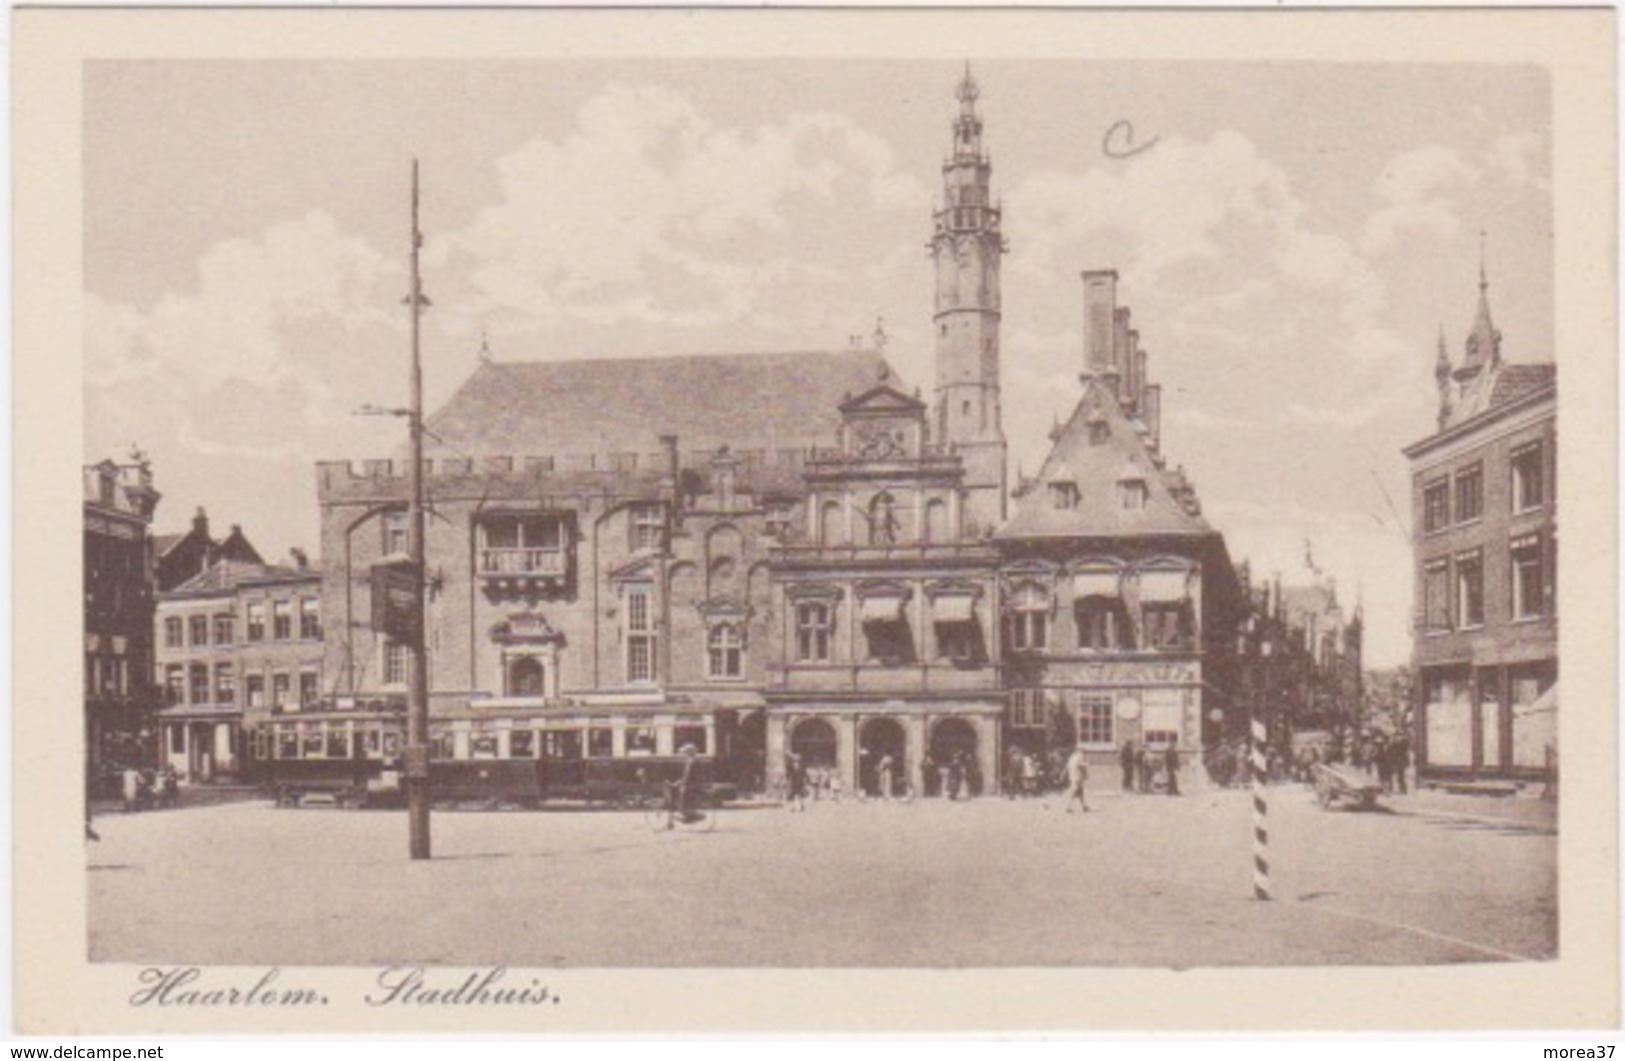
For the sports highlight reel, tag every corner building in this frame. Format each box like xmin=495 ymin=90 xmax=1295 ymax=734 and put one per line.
xmin=1404 ymin=269 xmax=1556 ymax=786
xmin=310 ymin=71 xmax=1240 ymax=797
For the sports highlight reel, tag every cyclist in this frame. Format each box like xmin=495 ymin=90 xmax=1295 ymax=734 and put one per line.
xmin=665 ymin=743 xmax=703 ymax=829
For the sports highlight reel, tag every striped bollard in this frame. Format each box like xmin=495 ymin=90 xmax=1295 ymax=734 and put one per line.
xmin=1251 ymin=717 xmax=1272 ymax=901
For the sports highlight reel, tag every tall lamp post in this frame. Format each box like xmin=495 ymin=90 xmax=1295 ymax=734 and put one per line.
xmin=405 ymin=159 xmax=431 ymax=860
xmin=1251 ymin=635 xmax=1273 ymax=900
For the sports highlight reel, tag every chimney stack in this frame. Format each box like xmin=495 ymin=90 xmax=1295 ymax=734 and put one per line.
xmin=289 ymin=547 xmax=309 ymax=570
xmin=192 ymin=506 xmax=209 ymax=536
xmin=659 ymin=434 xmax=681 ymax=513
xmin=1143 ymin=383 xmax=1163 ymax=454
xmin=1081 ymin=269 xmax=1119 ymax=391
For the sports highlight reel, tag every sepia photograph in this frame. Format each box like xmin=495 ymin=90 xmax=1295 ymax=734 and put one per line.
xmin=12 ymin=6 xmax=1618 ymax=1035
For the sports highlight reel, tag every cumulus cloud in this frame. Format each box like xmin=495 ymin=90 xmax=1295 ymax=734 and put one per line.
xmin=442 ymin=84 xmax=930 ymax=340
xmin=1361 ymin=146 xmax=1479 ymax=255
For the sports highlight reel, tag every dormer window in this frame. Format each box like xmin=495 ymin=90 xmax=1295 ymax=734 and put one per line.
xmin=1049 ymin=481 xmax=1080 ymax=511
xmin=1088 ymin=416 xmax=1110 ymax=445
xmin=1117 ymin=479 xmax=1147 ymax=511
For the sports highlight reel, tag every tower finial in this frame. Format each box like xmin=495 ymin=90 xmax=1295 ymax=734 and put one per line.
xmin=1479 ymin=229 xmax=1488 ymax=293
xmin=873 ymin=315 xmax=888 ymax=352
xmin=478 ymin=328 xmax=494 ymax=364
xmin=957 ymin=61 xmax=979 ymax=112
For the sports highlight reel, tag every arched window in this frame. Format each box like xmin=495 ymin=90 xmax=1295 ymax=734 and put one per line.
xmin=869 ymin=492 xmax=899 ymax=545
xmin=820 ymin=500 xmax=844 ymax=546
xmin=922 ymin=498 xmax=948 ymax=544
xmin=508 ymin=657 xmax=545 ymax=697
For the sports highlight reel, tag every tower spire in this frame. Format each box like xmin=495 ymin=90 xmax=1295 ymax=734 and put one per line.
xmin=1459 ymin=233 xmax=1502 ymax=376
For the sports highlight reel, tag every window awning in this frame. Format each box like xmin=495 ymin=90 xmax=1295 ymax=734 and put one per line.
xmin=932 ymin=594 xmax=977 ymax=625
xmin=1138 ymin=569 xmax=1191 ymax=603
xmin=1072 ymin=569 xmax=1122 ymax=599
xmin=860 ymin=595 xmax=907 ymax=625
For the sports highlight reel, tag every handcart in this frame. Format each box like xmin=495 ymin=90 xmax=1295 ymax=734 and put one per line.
xmin=1311 ymin=763 xmax=1383 ymax=810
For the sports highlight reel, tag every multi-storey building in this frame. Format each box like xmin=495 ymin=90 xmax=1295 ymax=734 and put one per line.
xmin=306 ymin=70 xmax=1242 ymax=796
xmin=1403 ymin=267 xmax=1556 ymax=785
xmin=996 ymin=272 xmax=1243 ymax=776
xmin=154 ymin=554 xmax=323 ymax=782
xmin=84 ymin=456 xmax=162 ymax=785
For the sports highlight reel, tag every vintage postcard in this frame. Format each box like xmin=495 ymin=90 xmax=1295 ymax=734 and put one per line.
xmin=11 ymin=6 xmax=1618 ymax=1036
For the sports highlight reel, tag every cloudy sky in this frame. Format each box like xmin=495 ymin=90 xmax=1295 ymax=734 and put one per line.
xmin=83 ymin=59 xmax=1552 ymax=667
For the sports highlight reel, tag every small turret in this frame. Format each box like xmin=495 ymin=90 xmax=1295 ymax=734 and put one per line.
xmin=1434 ymin=325 xmax=1455 ymax=428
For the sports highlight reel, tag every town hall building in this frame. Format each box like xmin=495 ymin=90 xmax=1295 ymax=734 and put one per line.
xmin=304 ymin=70 xmax=1242 ymax=796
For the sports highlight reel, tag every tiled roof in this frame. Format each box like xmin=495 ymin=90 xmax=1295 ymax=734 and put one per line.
xmin=422 ymin=351 xmax=896 ymax=459
xmin=1447 ymin=359 xmax=1555 ymax=428
xmin=152 ymin=533 xmax=185 ymax=558
xmin=166 ymin=559 xmax=315 ymax=597
xmin=997 ymin=379 xmax=1210 ymax=540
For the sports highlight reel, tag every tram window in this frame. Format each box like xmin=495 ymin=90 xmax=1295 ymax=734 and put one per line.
xmin=251 ymin=728 xmax=269 ymax=761
xmin=276 ymin=727 xmax=298 ymax=760
xmin=510 ymin=730 xmax=536 ymax=758
xmin=382 ymin=730 xmax=401 ymax=758
xmin=325 ymin=726 xmax=350 ymax=759
xmin=543 ymin=730 xmax=582 ymax=760
xmin=674 ymin=725 xmax=708 ymax=754
xmin=430 ymin=729 xmax=455 ymax=760
xmin=626 ymin=726 xmax=656 ymax=757
xmin=470 ymin=733 xmax=500 ymax=759
xmin=301 ymin=724 xmax=324 ymax=758
xmin=587 ymin=727 xmax=614 ymax=758
xmin=362 ymin=724 xmax=383 ymax=759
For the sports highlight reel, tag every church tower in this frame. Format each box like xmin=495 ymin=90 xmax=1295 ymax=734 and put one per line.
xmin=931 ymin=65 xmax=1008 ymax=532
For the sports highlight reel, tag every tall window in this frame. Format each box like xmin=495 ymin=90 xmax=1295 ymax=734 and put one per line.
xmin=164 ymin=617 xmax=184 ymax=648
xmin=1077 ymin=598 xmax=1134 ymax=650
xmin=764 ymin=502 xmax=794 ymax=540
xmin=189 ymin=614 xmax=209 ymax=647
xmin=189 ymin=663 xmax=210 ymax=705
xmin=707 ymin=623 xmax=744 ymax=679
xmin=868 ymin=493 xmax=899 ymax=545
xmin=922 ymin=499 xmax=947 ymax=544
xmin=820 ymin=500 xmax=843 ymax=546
xmin=165 ymin=664 xmax=185 ymax=705
xmin=382 ymin=510 xmax=409 ymax=555
xmin=1049 ymin=481 xmax=1080 ymax=511
xmin=246 ymin=603 xmax=266 ymax=642
xmin=1511 ymin=442 xmax=1544 ymax=512
xmin=245 ymin=674 xmax=266 ymax=709
xmin=300 ymin=599 xmax=321 ymax=640
xmin=1456 ymin=550 xmax=1484 ymax=628
xmin=383 ymin=639 xmax=409 ymax=686
xmin=272 ymin=600 xmax=293 ymax=640
xmin=1422 ymin=558 xmax=1451 ymax=631
xmin=299 ymin=670 xmax=320 ymax=708
xmin=1009 ymin=689 xmax=1046 ymax=729
xmin=272 ymin=672 xmax=291 ymax=710
xmin=796 ymin=601 xmax=832 ymax=662
xmin=1078 ymin=694 xmax=1114 ymax=745
xmin=1009 ymin=584 xmax=1049 ymax=651
xmin=1511 ymin=535 xmax=1545 ymax=619
xmin=1423 ymin=479 xmax=1450 ymax=533
xmin=1454 ymin=464 xmax=1483 ymax=523
xmin=213 ymin=614 xmax=234 ymax=645
xmin=631 ymin=503 xmax=666 ymax=552
xmin=214 ymin=663 xmax=235 ymax=704
xmin=624 ymin=585 xmax=656 ymax=684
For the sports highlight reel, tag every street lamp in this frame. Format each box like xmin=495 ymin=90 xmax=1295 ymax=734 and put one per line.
xmin=403 ymin=160 xmax=431 ymax=860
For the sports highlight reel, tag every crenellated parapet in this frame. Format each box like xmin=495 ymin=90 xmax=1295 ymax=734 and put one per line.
xmin=317 ymin=446 xmax=818 ymax=504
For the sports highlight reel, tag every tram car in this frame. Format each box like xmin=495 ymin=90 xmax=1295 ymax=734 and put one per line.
xmin=246 ymin=702 xmax=749 ymax=809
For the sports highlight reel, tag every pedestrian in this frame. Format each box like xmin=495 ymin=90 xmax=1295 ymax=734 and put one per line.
xmin=1163 ymin=742 xmax=1181 ymax=796
xmin=1020 ymin=751 xmax=1038 ymax=798
xmin=1374 ymin=735 xmax=1393 ymax=792
xmin=1064 ymin=744 xmax=1090 ymax=813
xmin=948 ymin=753 xmax=965 ymax=801
xmin=785 ymin=752 xmax=808 ymax=812
xmin=1119 ymin=739 xmax=1137 ymax=793
xmin=966 ymin=755 xmax=983 ymax=798
xmin=159 ymin=764 xmax=179 ymax=809
xmin=921 ymin=751 xmax=937 ymax=798
xmin=121 ymin=766 xmax=142 ymax=813
xmin=1137 ymin=747 xmax=1155 ymax=793
xmin=1004 ymin=747 xmax=1023 ymax=799
xmin=1389 ymin=735 xmax=1410 ymax=795
xmin=877 ymin=753 xmax=895 ymax=800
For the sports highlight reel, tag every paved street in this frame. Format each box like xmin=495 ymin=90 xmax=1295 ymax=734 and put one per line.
xmin=88 ymin=785 xmax=1555 ymax=968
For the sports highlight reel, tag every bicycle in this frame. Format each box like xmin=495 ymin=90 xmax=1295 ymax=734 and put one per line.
xmin=641 ymin=781 xmax=717 ymax=833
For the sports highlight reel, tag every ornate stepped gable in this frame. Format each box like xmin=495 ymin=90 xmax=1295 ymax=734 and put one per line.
xmin=997 ymin=378 xmax=1211 ymax=541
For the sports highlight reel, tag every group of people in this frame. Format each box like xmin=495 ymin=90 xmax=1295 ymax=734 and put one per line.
xmin=119 ymin=764 xmax=179 ymax=813
xmin=1118 ymin=739 xmax=1181 ymax=796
